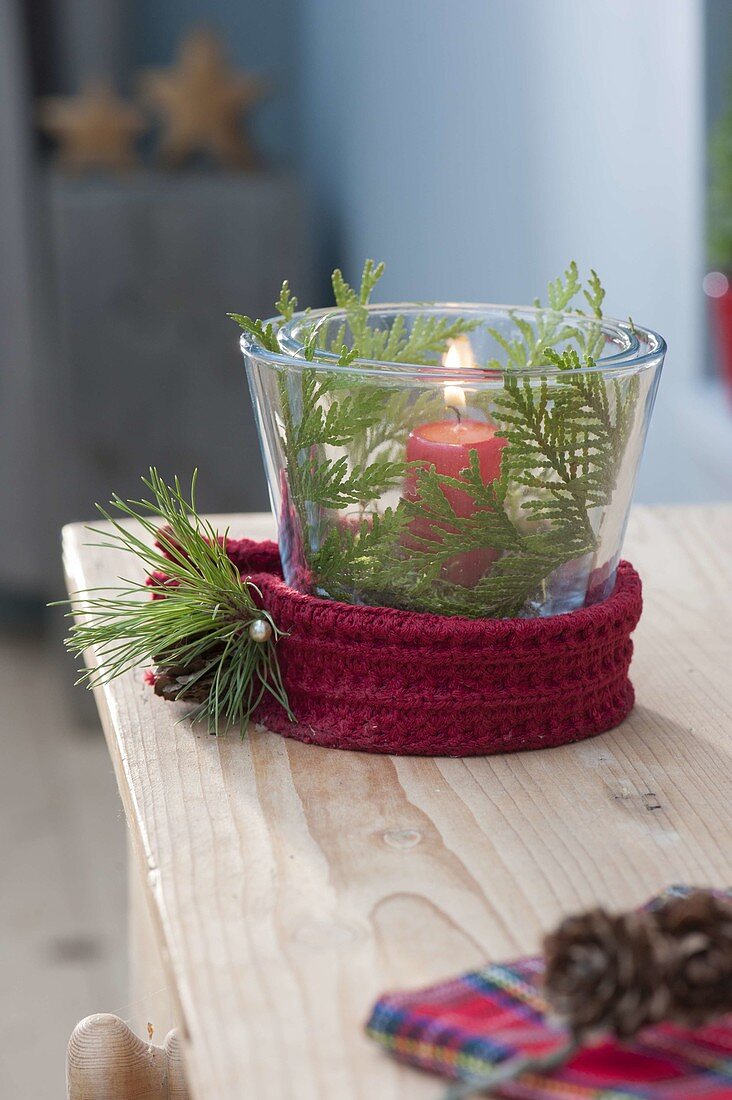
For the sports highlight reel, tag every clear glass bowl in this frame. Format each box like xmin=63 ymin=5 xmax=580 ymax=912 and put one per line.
xmin=240 ymin=302 xmax=664 ymax=618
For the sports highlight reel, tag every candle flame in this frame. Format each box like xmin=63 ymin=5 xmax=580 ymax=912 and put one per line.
xmin=443 ymin=334 xmax=475 ymax=373
xmin=442 ymin=335 xmax=474 ymax=411
xmin=443 ymin=384 xmax=467 ymax=411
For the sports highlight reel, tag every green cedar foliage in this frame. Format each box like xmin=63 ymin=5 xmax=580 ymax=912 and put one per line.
xmin=232 ymin=260 xmax=637 ymax=618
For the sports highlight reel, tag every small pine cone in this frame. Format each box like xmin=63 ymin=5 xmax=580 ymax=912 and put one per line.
xmin=151 ymin=653 xmax=213 ymax=703
xmin=654 ymin=891 xmax=732 ymax=1027
xmin=152 ymin=670 xmax=212 ymax=703
xmin=543 ymin=908 xmax=669 ymax=1039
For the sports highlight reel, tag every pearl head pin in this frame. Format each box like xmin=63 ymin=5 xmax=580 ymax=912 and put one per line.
xmin=248 ymin=618 xmax=273 ymax=644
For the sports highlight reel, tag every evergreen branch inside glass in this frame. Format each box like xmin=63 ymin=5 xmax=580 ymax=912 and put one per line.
xmin=236 ymin=261 xmax=664 ymax=618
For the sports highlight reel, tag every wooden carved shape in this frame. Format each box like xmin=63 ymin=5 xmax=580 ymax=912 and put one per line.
xmin=67 ymin=1014 xmax=189 ymax=1100
xmin=139 ymin=28 xmax=266 ymax=169
xmin=39 ymin=79 xmax=145 ymax=172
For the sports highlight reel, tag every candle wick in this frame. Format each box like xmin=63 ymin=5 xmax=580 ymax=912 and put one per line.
xmin=446 ymin=404 xmax=463 ymax=424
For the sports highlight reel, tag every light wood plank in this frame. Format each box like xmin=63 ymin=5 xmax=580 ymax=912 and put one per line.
xmin=63 ymin=505 xmax=732 ymax=1100
xmin=127 ymin=829 xmax=175 ymax=1044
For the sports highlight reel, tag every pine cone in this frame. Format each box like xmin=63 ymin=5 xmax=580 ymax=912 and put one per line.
xmin=151 ymin=653 xmax=214 ymax=703
xmin=655 ymin=891 xmax=732 ymax=1027
xmin=543 ymin=908 xmax=668 ymax=1038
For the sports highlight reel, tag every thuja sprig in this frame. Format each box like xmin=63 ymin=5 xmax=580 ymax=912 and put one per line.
xmin=227 ymin=313 xmax=279 ymax=353
xmin=495 ymin=344 xmax=638 ymax=530
xmin=230 ymin=261 xmax=467 ymax=527
xmin=60 ymin=469 xmax=291 ymax=733
xmin=485 ymin=260 xmax=606 ymax=370
xmin=308 ymin=452 xmax=596 ymax=619
xmin=230 ymin=259 xmax=638 ymax=619
xmin=330 ymin=260 xmax=479 ymax=363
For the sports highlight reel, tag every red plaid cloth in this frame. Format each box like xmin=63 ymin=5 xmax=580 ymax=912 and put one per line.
xmin=366 ymin=888 xmax=732 ymax=1098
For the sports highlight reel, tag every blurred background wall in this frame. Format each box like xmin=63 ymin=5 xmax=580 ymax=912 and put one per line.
xmin=1 ymin=0 xmax=731 ymax=605
xmin=299 ymin=0 xmax=725 ymax=504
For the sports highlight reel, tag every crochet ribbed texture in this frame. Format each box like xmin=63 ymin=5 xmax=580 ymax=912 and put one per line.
xmin=167 ymin=537 xmax=643 ymax=756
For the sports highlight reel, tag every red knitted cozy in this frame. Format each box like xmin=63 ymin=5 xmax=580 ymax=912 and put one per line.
xmin=175 ymin=538 xmax=642 ymax=757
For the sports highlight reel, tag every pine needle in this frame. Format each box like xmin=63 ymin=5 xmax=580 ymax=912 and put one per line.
xmin=60 ymin=469 xmax=291 ymax=734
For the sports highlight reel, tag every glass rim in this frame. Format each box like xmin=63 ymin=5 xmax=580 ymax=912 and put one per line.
xmin=240 ymin=301 xmax=666 ymax=382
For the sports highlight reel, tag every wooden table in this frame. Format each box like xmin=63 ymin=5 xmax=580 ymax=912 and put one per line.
xmin=63 ymin=505 xmax=732 ymax=1100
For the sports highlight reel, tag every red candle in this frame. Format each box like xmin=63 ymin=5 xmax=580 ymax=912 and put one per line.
xmin=404 ymin=400 xmax=506 ymax=587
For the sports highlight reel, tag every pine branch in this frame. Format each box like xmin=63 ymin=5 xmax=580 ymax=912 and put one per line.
xmin=60 ymin=470 xmax=291 ymax=733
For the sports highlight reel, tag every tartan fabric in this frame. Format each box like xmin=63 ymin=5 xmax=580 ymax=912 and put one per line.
xmin=366 ymin=888 xmax=732 ymax=1098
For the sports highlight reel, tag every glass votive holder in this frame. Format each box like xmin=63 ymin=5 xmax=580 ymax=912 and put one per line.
xmin=241 ymin=301 xmax=664 ymax=619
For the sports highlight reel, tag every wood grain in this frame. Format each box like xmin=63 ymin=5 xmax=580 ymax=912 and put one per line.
xmin=66 ymin=1014 xmax=188 ymax=1099
xmin=63 ymin=505 xmax=732 ymax=1100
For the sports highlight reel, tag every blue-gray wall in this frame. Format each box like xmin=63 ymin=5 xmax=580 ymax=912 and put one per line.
xmin=297 ymin=0 xmax=726 ymax=503
xmin=130 ymin=0 xmax=731 ymax=503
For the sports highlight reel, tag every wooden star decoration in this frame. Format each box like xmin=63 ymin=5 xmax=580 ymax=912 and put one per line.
xmin=139 ymin=28 xmax=267 ymax=170
xmin=39 ymin=80 xmax=145 ymax=173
